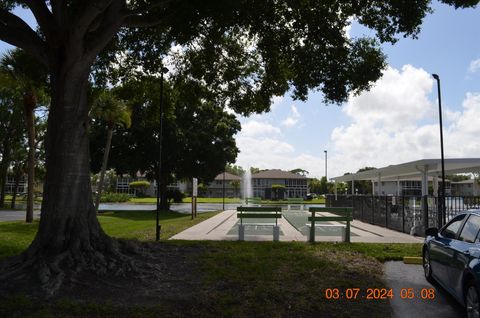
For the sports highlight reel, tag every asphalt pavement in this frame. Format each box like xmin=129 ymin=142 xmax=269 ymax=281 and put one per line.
xmin=383 ymin=261 xmax=465 ymax=318
xmin=0 ymin=203 xmax=328 ymax=222
xmin=0 ymin=203 xmax=237 ymax=222
xmin=0 ymin=209 xmax=41 ymax=222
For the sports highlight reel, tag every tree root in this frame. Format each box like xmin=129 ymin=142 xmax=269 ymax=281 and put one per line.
xmin=0 ymin=238 xmax=162 ymax=298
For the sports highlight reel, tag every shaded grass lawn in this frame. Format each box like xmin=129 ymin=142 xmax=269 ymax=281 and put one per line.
xmin=0 ymin=210 xmax=219 ymax=259
xmin=0 ymin=241 xmax=422 ymax=318
xmin=0 ymin=211 xmax=422 ymax=317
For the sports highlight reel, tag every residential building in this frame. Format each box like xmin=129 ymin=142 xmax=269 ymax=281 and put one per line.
xmin=115 ymin=173 xmax=182 ymax=197
xmin=252 ymin=169 xmax=308 ymax=199
xmin=205 ymin=172 xmax=242 ymax=198
xmin=4 ymin=175 xmax=27 ymax=194
xmin=451 ymin=179 xmax=480 ymax=196
xmin=371 ymin=179 xmax=452 ymax=196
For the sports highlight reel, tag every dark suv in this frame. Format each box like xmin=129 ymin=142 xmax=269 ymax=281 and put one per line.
xmin=423 ymin=211 xmax=480 ymax=318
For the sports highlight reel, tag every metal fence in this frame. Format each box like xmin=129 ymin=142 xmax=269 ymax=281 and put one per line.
xmin=326 ymin=195 xmax=480 ymax=235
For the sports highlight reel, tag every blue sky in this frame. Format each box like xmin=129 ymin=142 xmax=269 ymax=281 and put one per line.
xmin=1 ymin=2 xmax=479 ymax=179
xmin=235 ymin=1 xmax=480 ymax=179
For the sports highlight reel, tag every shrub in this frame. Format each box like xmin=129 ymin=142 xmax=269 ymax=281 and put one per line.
xmin=167 ymin=189 xmax=184 ymax=203
xmin=129 ymin=181 xmax=151 ymax=197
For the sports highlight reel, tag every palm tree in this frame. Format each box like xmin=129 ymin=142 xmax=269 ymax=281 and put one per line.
xmin=0 ymin=49 xmax=48 ymax=222
xmin=91 ymin=91 xmax=131 ymax=213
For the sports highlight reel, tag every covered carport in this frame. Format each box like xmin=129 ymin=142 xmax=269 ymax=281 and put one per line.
xmin=330 ymin=158 xmax=480 ymax=230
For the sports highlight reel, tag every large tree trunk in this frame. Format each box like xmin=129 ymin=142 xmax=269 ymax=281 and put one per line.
xmin=24 ymin=90 xmax=36 ymax=223
xmin=94 ymin=126 xmax=114 ymax=213
xmin=0 ymin=63 xmax=133 ymax=296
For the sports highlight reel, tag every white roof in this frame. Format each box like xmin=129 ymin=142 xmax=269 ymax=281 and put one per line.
xmin=331 ymin=158 xmax=480 ymax=182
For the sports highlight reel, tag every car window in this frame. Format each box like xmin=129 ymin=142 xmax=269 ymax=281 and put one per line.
xmin=459 ymin=215 xmax=480 ymax=243
xmin=441 ymin=214 xmax=466 ymax=239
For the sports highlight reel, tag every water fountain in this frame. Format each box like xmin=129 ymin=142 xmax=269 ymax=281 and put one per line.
xmin=243 ymin=168 xmax=253 ymax=204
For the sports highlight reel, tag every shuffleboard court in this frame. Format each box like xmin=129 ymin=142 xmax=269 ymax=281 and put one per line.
xmin=227 ymin=218 xmax=285 ymax=236
xmin=282 ymin=211 xmax=358 ymax=237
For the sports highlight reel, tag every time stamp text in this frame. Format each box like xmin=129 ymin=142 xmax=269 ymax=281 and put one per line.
xmin=322 ymin=288 xmax=435 ymax=300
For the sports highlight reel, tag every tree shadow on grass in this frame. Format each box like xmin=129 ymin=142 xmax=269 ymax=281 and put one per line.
xmin=98 ymin=210 xmax=192 ymax=221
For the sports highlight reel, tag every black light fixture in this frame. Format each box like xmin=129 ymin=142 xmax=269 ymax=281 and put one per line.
xmin=156 ymin=66 xmax=169 ymax=241
xmin=432 ymin=73 xmax=446 ymax=227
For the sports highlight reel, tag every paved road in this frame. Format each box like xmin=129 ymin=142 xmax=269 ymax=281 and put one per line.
xmin=0 ymin=209 xmax=41 ymax=222
xmin=0 ymin=203 xmax=238 ymax=222
xmin=383 ymin=261 xmax=464 ymax=318
xmin=0 ymin=203 xmax=327 ymax=222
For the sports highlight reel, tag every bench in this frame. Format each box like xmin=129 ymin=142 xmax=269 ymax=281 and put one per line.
xmin=287 ymin=197 xmax=304 ymax=211
xmin=307 ymin=207 xmax=353 ymax=243
xmin=237 ymin=206 xmax=282 ymax=241
xmin=245 ymin=197 xmax=262 ymax=206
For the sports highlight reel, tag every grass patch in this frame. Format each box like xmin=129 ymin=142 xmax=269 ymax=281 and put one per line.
xmin=328 ymin=242 xmax=423 ymax=262
xmin=0 ymin=221 xmax=38 ymax=258
xmin=196 ymin=241 xmax=391 ymax=317
xmin=0 ymin=241 xmax=420 ymax=317
xmin=0 ymin=210 xmax=219 ymax=259
xmin=0 ymin=208 xmax=422 ymax=317
xmin=99 ymin=210 xmax=218 ymax=241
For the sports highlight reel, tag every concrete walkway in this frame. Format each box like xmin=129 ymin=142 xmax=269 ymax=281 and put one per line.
xmin=171 ymin=210 xmax=424 ymax=243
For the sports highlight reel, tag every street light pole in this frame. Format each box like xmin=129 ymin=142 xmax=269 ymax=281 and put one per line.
xmin=223 ymin=171 xmax=226 ymax=211
xmin=156 ymin=66 xmax=169 ymax=241
xmin=324 ymin=150 xmax=328 ymax=181
xmin=432 ymin=73 xmax=446 ymax=227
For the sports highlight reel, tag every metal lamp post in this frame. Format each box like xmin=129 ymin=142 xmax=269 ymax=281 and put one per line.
xmin=324 ymin=150 xmax=328 ymax=196
xmin=432 ymin=73 xmax=446 ymax=227
xmin=222 ymin=171 xmax=226 ymax=210
xmin=324 ymin=150 xmax=328 ymax=179
xmin=156 ymin=66 xmax=169 ymax=241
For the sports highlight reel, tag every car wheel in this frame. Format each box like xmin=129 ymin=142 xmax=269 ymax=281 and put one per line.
xmin=423 ymin=249 xmax=433 ymax=282
xmin=466 ymin=281 xmax=480 ymax=318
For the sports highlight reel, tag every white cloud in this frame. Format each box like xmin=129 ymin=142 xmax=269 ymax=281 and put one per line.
xmin=270 ymin=96 xmax=284 ymax=111
xmin=235 ymin=135 xmax=295 ymax=169
xmin=281 ymin=105 xmax=301 ymax=127
xmin=344 ymin=65 xmax=434 ymax=131
xmin=236 ymin=113 xmax=326 ymax=177
xmin=281 ymin=117 xmax=298 ymax=127
xmin=446 ymin=93 xmax=480 ymax=155
xmin=234 ymin=64 xmax=480 ymax=180
xmin=240 ymin=120 xmax=280 ymax=137
xmin=468 ymin=59 xmax=480 ymax=73
xmin=235 ymin=134 xmax=326 ymax=177
xmin=329 ymin=65 xmax=480 ymax=178
xmin=291 ymin=105 xmax=300 ymax=117
xmin=343 ymin=17 xmax=354 ymax=39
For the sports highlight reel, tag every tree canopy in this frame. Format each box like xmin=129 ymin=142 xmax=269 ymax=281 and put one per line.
xmin=0 ymin=0 xmax=478 ymax=296
xmin=290 ymin=168 xmax=309 ymax=176
xmin=225 ymin=164 xmax=245 ymax=177
xmin=90 ymin=76 xmax=240 ymax=207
